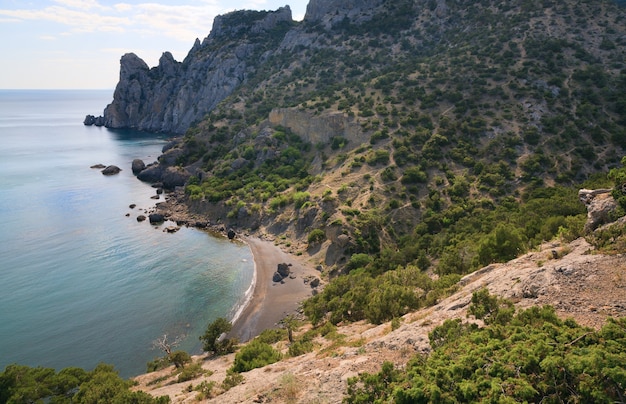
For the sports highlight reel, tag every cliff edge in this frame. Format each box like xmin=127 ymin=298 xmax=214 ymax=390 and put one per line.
xmin=101 ymin=6 xmax=293 ymax=134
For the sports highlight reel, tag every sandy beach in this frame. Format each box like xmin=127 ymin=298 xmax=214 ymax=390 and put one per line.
xmin=229 ymin=236 xmax=320 ymax=341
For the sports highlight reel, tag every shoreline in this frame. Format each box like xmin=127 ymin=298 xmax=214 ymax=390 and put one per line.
xmin=228 ymin=236 xmax=320 ymax=342
xmin=152 ymin=191 xmax=321 ymax=342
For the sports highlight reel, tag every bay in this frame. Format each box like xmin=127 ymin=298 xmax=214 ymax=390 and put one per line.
xmin=0 ymin=90 xmax=253 ymax=378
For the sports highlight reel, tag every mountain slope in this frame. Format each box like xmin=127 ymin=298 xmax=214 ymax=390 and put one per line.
xmin=109 ymin=1 xmax=626 ymax=401
xmin=129 ymin=0 xmax=626 ymax=277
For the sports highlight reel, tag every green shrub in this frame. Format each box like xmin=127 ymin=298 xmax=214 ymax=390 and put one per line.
xmin=199 ymin=317 xmax=238 ymax=355
xmin=221 ymin=370 xmax=244 ymax=391
xmin=231 ymin=340 xmax=282 ymax=373
xmin=147 ymin=356 xmax=170 ymax=372
xmin=293 ymin=191 xmax=311 ymax=209
xmin=475 ymin=224 xmax=526 ymax=266
xmin=256 ymin=328 xmax=288 ymax=344
xmin=288 ymin=340 xmax=314 ymax=357
xmin=345 ymin=292 xmax=626 ymax=404
xmin=307 ymin=228 xmax=326 ymax=244
xmin=176 ymin=362 xmax=203 ymax=383
xmin=169 ymin=350 xmax=191 ymax=369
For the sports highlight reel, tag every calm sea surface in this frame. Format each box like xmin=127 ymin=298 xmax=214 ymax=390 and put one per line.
xmin=0 ymin=90 xmax=253 ymax=378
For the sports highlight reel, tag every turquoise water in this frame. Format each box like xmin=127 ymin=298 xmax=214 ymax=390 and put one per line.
xmin=0 ymin=90 xmax=253 ymax=378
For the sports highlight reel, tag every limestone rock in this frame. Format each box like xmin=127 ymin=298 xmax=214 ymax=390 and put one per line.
xmin=269 ymin=108 xmax=364 ymax=147
xmin=101 ymin=7 xmax=294 ymax=134
xmin=579 ymin=189 xmax=618 ymax=233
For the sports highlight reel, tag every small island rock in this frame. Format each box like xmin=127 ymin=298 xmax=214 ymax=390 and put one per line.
xmin=101 ymin=165 xmax=121 ymax=175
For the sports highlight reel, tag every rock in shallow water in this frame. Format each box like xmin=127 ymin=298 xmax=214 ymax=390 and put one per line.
xmin=101 ymin=165 xmax=121 ymax=175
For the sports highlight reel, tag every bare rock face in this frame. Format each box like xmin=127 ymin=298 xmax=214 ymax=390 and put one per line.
xmin=102 ymin=7 xmax=294 ymax=134
xmin=269 ymin=108 xmax=365 ymax=147
xmin=579 ymin=189 xmax=618 ymax=233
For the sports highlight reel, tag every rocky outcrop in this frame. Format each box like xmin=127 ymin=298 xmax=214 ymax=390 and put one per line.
xmin=579 ymin=188 xmax=618 ymax=233
xmin=100 ymin=7 xmax=294 ymax=134
xmin=269 ymin=108 xmax=365 ymax=147
xmin=83 ymin=115 xmax=105 ymax=126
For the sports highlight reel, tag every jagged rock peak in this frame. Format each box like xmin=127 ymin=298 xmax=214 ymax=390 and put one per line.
xmin=102 ymin=6 xmax=295 ymax=135
xmin=119 ymin=53 xmax=149 ymax=77
xmin=157 ymin=51 xmax=180 ymax=78
xmin=207 ymin=6 xmax=292 ymax=40
xmin=304 ymin=0 xmax=386 ymax=25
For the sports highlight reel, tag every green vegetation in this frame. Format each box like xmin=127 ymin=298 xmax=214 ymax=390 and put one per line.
xmin=199 ymin=317 xmax=238 ymax=355
xmin=0 ymin=363 xmax=170 ymax=403
xmin=609 ymin=156 xmax=626 ymax=214
xmin=303 ymin=265 xmax=461 ymax=325
xmin=307 ymin=228 xmax=326 ymax=245
xmin=345 ymin=290 xmax=626 ymax=403
xmin=231 ymin=339 xmax=282 ymax=373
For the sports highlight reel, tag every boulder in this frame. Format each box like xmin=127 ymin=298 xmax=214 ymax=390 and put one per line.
xmin=149 ymin=213 xmax=165 ymax=223
xmin=277 ymin=262 xmax=291 ymax=278
xmin=227 ymin=228 xmax=236 ymax=239
xmin=131 ymin=159 xmax=146 ymax=174
xmin=310 ymin=277 xmax=320 ymax=288
xmin=101 ymin=165 xmax=121 ymax=175
xmin=137 ymin=215 xmax=147 ymax=222
xmin=90 ymin=164 xmax=106 ymax=169
xmin=137 ymin=163 xmax=163 ymax=183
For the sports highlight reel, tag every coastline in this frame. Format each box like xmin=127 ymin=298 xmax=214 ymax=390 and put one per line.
xmin=229 ymin=236 xmax=320 ymax=341
xmin=153 ymin=190 xmax=322 ymax=342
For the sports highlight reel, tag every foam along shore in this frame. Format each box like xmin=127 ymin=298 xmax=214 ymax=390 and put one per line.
xmin=229 ymin=236 xmax=319 ymax=342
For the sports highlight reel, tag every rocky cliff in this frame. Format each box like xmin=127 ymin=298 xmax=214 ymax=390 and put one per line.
xmin=101 ymin=6 xmax=294 ymax=134
xmin=96 ymin=0 xmax=406 ymax=134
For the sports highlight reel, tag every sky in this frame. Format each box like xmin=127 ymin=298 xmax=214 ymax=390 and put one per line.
xmin=0 ymin=0 xmax=309 ymax=89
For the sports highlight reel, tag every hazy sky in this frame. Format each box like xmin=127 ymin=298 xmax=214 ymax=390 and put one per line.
xmin=0 ymin=0 xmax=309 ymax=89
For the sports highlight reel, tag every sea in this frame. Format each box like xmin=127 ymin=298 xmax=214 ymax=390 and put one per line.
xmin=0 ymin=90 xmax=254 ymax=378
